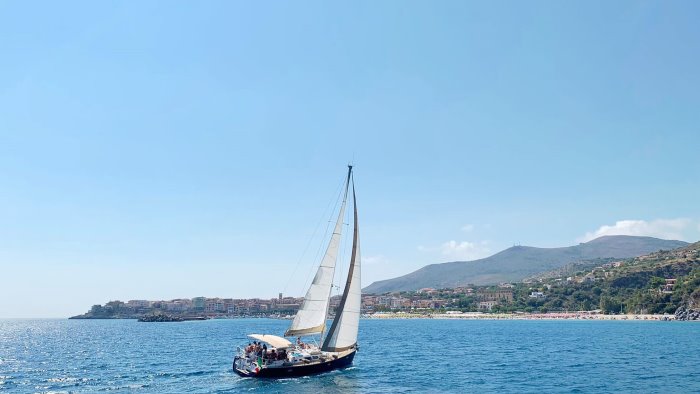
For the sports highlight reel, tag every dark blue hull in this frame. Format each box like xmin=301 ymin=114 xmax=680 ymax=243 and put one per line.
xmin=233 ymin=350 xmax=356 ymax=378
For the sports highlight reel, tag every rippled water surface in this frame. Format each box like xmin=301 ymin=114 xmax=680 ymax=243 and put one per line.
xmin=1 ymin=318 xmax=699 ymax=393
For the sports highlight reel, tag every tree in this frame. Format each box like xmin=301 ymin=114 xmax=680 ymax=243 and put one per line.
xmin=600 ymin=296 xmax=622 ymax=314
xmin=649 ymin=276 xmax=665 ymax=289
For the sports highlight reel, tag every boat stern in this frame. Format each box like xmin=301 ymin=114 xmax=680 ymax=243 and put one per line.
xmin=233 ymin=355 xmax=262 ymax=377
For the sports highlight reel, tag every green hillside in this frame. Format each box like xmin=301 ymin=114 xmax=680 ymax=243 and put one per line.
xmin=499 ymin=241 xmax=700 ymax=314
xmin=364 ymin=236 xmax=689 ymax=293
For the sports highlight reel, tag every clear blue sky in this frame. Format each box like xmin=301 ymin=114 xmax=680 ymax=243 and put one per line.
xmin=1 ymin=1 xmax=699 ymax=317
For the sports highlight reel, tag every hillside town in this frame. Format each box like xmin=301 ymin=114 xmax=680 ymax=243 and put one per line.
xmin=73 ymin=243 xmax=700 ymax=321
xmin=74 ymin=285 xmax=524 ymax=319
xmin=73 ymin=293 xmax=306 ymax=319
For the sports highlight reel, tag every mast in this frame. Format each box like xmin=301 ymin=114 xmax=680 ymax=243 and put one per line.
xmin=321 ymin=165 xmax=352 ymax=341
xmin=322 ymin=169 xmax=361 ymax=352
xmin=285 ymin=167 xmax=352 ymax=337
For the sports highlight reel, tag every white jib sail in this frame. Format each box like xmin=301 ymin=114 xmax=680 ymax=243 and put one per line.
xmin=322 ymin=181 xmax=361 ymax=352
xmin=285 ymin=175 xmax=350 ymax=337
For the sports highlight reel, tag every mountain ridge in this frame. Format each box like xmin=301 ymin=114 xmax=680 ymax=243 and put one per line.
xmin=363 ymin=235 xmax=689 ymax=294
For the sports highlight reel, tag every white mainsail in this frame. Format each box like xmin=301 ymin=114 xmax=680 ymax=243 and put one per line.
xmin=322 ymin=177 xmax=361 ymax=352
xmin=285 ymin=170 xmax=351 ymax=337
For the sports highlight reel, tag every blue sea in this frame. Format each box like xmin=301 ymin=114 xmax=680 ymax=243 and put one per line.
xmin=1 ymin=318 xmax=699 ymax=393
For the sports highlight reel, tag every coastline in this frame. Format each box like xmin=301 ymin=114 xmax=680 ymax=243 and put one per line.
xmin=65 ymin=312 xmax=684 ymax=321
xmin=366 ymin=312 xmax=678 ymax=321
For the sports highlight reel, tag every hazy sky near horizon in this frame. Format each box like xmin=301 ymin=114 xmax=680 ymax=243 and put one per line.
xmin=2 ymin=1 xmax=699 ymax=317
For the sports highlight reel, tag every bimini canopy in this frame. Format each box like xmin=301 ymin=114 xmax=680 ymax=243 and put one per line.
xmin=247 ymin=334 xmax=293 ymax=349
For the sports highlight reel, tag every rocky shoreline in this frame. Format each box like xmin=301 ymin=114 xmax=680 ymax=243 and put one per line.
xmin=137 ymin=314 xmax=208 ymax=322
xmin=70 ymin=312 xmax=210 ymax=322
xmin=674 ymin=306 xmax=700 ymax=321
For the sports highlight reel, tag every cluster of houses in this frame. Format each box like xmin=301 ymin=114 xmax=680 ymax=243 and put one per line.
xmin=548 ymin=261 xmax=627 ymax=285
xmin=95 ymin=293 xmax=304 ymax=317
xmin=638 ymin=246 xmax=700 ymax=263
xmin=361 ymin=284 xmax=516 ymax=312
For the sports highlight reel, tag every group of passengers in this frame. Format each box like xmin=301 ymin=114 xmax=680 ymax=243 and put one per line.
xmin=244 ymin=341 xmax=288 ymax=361
xmin=296 ymin=337 xmax=313 ymax=350
xmin=244 ymin=337 xmax=322 ymax=364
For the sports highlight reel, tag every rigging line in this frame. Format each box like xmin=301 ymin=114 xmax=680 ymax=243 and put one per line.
xmin=299 ymin=173 xmax=347 ymax=296
xmin=282 ymin=174 xmax=345 ymax=296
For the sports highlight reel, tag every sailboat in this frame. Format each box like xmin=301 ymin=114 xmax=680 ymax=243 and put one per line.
xmin=233 ymin=165 xmax=361 ymax=378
